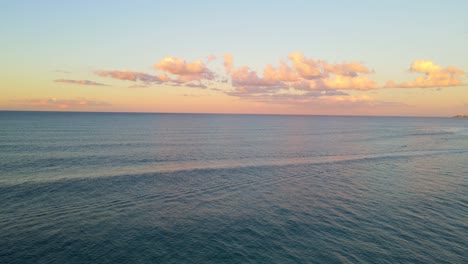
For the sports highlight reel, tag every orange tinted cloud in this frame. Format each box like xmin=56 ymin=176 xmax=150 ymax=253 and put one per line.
xmin=221 ymin=54 xmax=234 ymax=74
xmin=385 ymin=60 xmax=464 ymax=88
xmin=324 ymin=94 xmax=373 ymax=104
xmin=14 ymin=98 xmax=110 ymax=109
xmin=225 ymin=52 xmax=376 ymax=97
xmin=325 ymin=62 xmax=372 ymax=76
xmin=91 ymin=52 xmax=377 ymax=96
xmin=231 ymin=66 xmax=280 ymax=87
xmin=227 ymin=90 xmax=348 ymax=102
xmin=263 ymin=62 xmax=299 ymax=82
xmin=86 ymin=52 xmax=378 ymax=105
xmin=54 ymin=79 xmax=107 ymax=86
xmin=224 ymin=90 xmax=401 ymax=110
xmin=157 ymin=73 xmax=171 ymax=82
xmin=322 ymin=75 xmax=377 ymax=90
xmin=290 ymin=76 xmax=376 ymax=91
xmin=284 ymin=52 xmax=376 ymax=90
xmin=207 ymin=54 xmax=216 ymax=62
xmin=288 ymin=52 xmax=322 ymax=79
xmin=154 ymin=56 xmax=215 ymax=82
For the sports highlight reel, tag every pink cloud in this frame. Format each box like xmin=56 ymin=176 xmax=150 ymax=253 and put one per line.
xmin=157 ymin=73 xmax=171 ymax=82
xmin=54 ymin=79 xmax=107 ymax=86
xmin=315 ymin=94 xmax=407 ymax=109
xmin=95 ymin=70 xmax=169 ymax=83
xmin=154 ymin=56 xmax=215 ymax=82
xmin=231 ymin=66 xmax=281 ymax=87
xmin=185 ymin=82 xmax=208 ymax=89
xmin=204 ymin=52 xmax=376 ymax=106
xmin=82 ymin=52 xmax=383 ymax=109
xmin=207 ymin=54 xmax=216 ymax=62
xmin=321 ymin=75 xmax=377 ymax=90
xmin=325 ymin=62 xmax=372 ymax=76
xmin=263 ymin=62 xmax=299 ymax=82
xmin=227 ymin=90 xmax=348 ymax=102
xmin=14 ymin=98 xmax=110 ymax=109
xmin=90 ymin=52 xmax=378 ymax=96
xmin=288 ymin=52 xmax=322 ymax=79
xmin=221 ymin=54 xmax=234 ymax=74
xmin=385 ymin=60 xmax=464 ymax=88
xmin=291 ymin=77 xmax=377 ymax=91
xmin=226 ymin=52 xmax=376 ymax=95
xmin=225 ymin=90 xmax=403 ymax=110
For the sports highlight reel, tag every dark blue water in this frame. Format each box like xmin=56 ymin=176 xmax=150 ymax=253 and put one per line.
xmin=1 ymin=112 xmax=467 ymax=263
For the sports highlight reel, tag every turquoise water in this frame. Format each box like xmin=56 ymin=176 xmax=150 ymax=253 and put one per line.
xmin=0 ymin=112 xmax=467 ymax=263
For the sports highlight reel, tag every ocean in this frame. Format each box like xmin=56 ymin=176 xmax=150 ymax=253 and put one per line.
xmin=0 ymin=111 xmax=467 ymax=263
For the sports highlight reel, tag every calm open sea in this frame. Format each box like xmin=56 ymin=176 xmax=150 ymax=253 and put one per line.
xmin=0 ymin=111 xmax=467 ymax=263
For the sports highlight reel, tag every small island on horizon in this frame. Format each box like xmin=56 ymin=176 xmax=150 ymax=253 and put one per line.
xmin=453 ymin=115 xmax=468 ymax=118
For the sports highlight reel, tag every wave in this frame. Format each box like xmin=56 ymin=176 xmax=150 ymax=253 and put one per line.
xmin=1 ymin=148 xmax=467 ymax=186
xmin=407 ymin=127 xmax=468 ymax=136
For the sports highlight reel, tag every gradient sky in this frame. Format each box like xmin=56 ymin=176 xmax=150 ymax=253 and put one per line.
xmin=2 ymin=0 xmax=467 ymax=116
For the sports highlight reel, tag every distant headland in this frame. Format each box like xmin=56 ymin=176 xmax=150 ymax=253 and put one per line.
xmin=453 ymin=115 xmax=468 ymax=118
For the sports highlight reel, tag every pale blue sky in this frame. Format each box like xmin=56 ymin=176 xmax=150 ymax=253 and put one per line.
xmin=2 ymin=1 xmax=467 ymax=115
xmin=3 ymin=0 xmax=467 ymax=73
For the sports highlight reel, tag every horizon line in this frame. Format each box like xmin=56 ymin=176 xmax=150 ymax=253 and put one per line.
xmin=0 ymin=109 xmax=458 ymax=118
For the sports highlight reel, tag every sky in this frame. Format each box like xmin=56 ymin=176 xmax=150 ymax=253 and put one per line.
xmin=1 ymin=0 xmax=467 ymax=116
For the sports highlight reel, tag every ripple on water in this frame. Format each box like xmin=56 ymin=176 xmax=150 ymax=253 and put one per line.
xmin=1 ymin=152 xmax=467 ymax=263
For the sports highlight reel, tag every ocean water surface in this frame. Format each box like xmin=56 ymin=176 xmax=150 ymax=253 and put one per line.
xmin=0 ymin=112 xmax=467 ymax=263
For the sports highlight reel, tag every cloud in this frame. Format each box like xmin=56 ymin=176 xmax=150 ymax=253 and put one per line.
xmin=87 ymin=53 xmax=464 ymax=109
xmin=95 ymin=70 xmax=170 ymax=83
xmin=225 ymin=86 xmax=280 ymax=97
xmin=321 ymin=75 xmax=377 ymax=90
xmin=56 ymin=52 xmax=460 ymax=114
xmin=288 ymin=52 xmax=323 ymax=79
xmin=223 ymin=52 xmax=376 ymax=99
xmin=263 ymin=62 xmax=299 ymax=82
xmin=14 ymin=98 xmax=111 ymax=109
xmin=290 ymin=76 xmax=376 ymax=91
xmin=288 ymin=52 xmax=376 ymax=90
xmin=206 ymin=54 xmax=216 ymax=62
xmin=185 ymin=83 xmax=208 ymax=89
xmin=325 ymin=62 xmax=372 ymax=76
xmin=231 ymin=66 xmax=281 ymax=88
xmin=221 ymin=54 xmax=233 ymax=74
xmin=226 ymin=90 xmax=401 ymax=109
xmin=324 ymin=94 xmax=408 ymax=108
xmin=89 ymin=52 xmax=378 ymax=97
xmin=128 ymin=84 xmax=152 ymax=88
xmin=96 ymin=66 xmax=215 ymax=89
xmin=154 ymin=56 xmax=215 ymax=82
xmin=385 ymin=60 xmax=464 ymax=88
xmin=229 ymin=90 xmax=349 ymax=102
xmin=312 ymin=94 xmax=405 ymax=108
xmin=225 ymin=65 xmax=289 ymax=98
xmin=286 ymin=53 xmax=376 ymax=90
xmin=326 ymin=94 xmax=372 ymax=103
xmin=183 ymin=93 xmax=206 ymax=97
xmin=311 ymin=94 xmax=374 ymax=105
xmin=288 ymin=52 xmax=374 ymax=79
xmin=54 ymin=79 xmax=107 ymax=86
